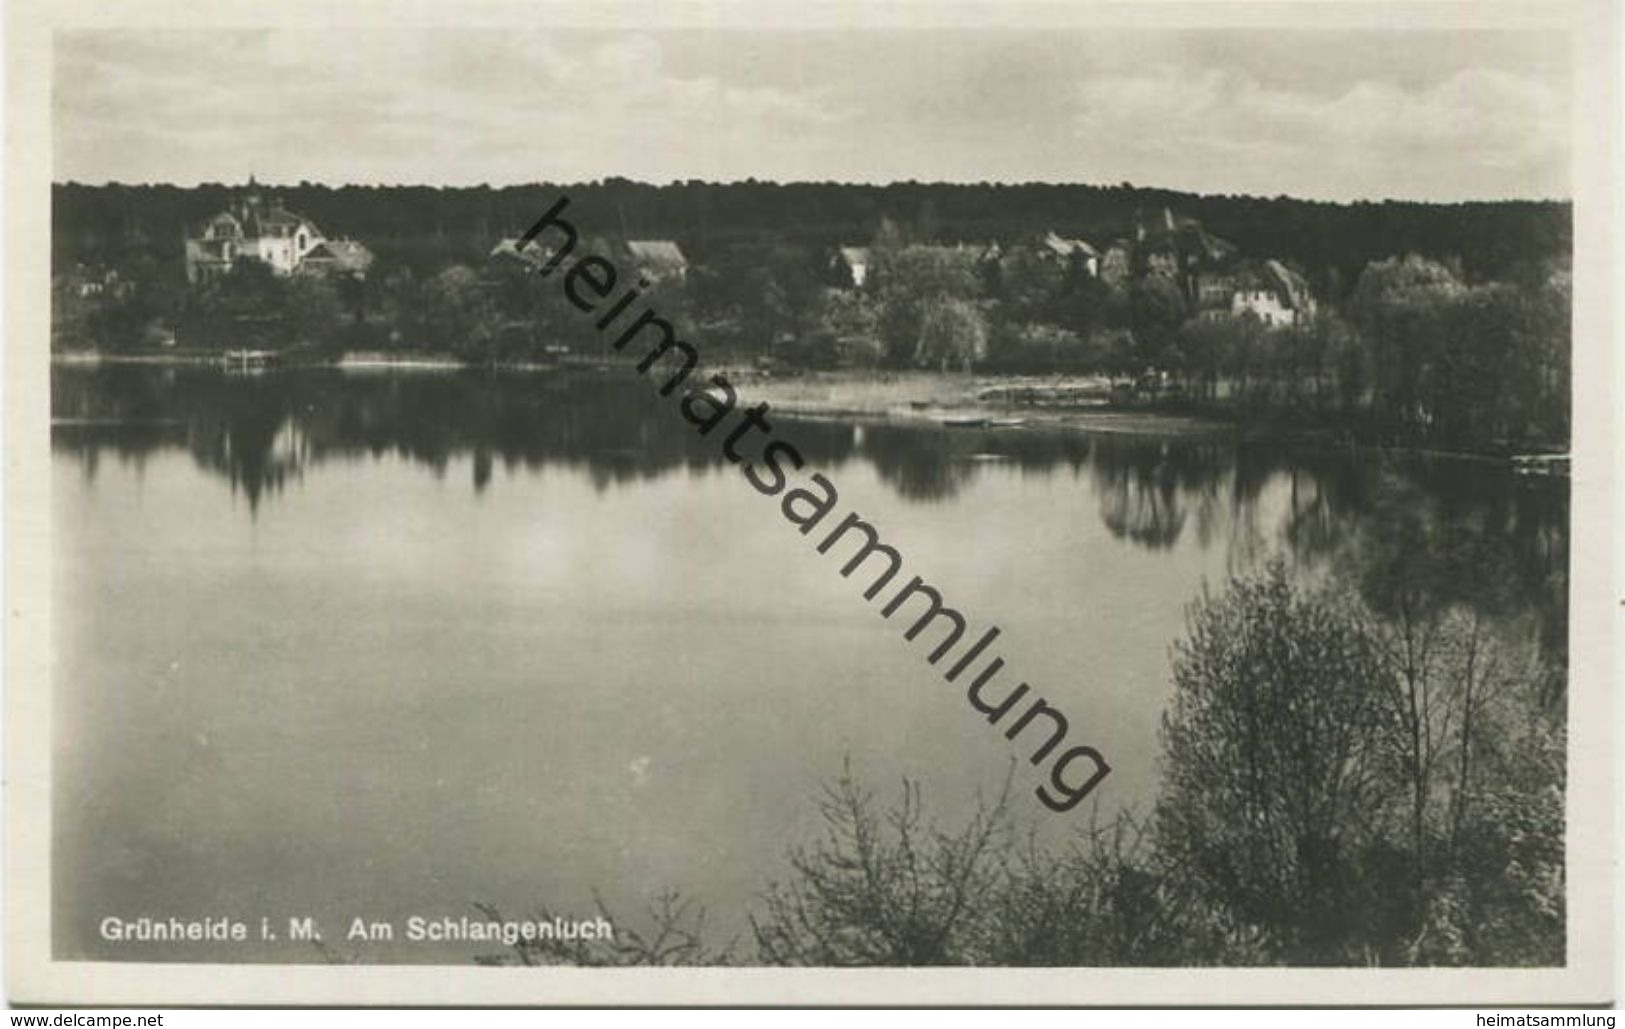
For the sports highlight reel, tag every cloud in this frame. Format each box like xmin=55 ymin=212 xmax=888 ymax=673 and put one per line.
xmin=51 ymin=28 xmax=1569 ymax=199
xmin=53 ymin=30 xmax=848 ymax=186
xmin=1073 ymin=62 xmax=1569 ymax=199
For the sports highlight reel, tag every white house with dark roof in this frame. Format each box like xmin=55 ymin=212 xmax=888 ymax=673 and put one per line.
xmin=184 ymin=181 xmax=369 ymax=282
xmin=1196 ymin=260 xmax=1316 ymax=328
xmin=1228 ymin=260 xmax=1314 ymax=327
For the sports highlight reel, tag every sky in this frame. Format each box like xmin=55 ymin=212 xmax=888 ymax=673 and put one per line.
xmin=53 ymin=27 xmax=1571 ymax=202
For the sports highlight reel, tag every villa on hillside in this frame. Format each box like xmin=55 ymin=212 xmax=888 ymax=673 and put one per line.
xmin=184 ymin=181 xmax=373 ymax=283
xmin=989 ymin=231 xmax=1101 ymax=285
xmin=1137 ymin=206 xmax=1239 ymax=280
xmin=1114 ymin=207 xmax=1314 ymax=328
xmin=974 ymin=231 xmax=1101 ymax=300
xmin=1091 ymin=208 xmax=1231 ymax=290
xmin=1195 ymin=259 xmax=1316 ymax=328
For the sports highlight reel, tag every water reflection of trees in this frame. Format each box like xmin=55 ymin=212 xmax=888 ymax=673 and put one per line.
xmin=55 ymin=366 xmax=726 ymax=508
xmin=1326 ymin=460 xmax=1571 ymax=704
xmin=53 ymin=366 xmax=1566 ymax=664
xmin=854 ymin=424 xmax=979 ymax=503
xmin=1089 ymin=436 xmax=1226 ymax=550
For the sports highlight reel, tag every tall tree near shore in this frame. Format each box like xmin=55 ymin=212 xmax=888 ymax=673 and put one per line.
xmin=913 ymin=296 xmax=988 ymax=371
xmin=1156 ymin=564 xmax=1396 ymax=963
xmin=1348 ymin=254 xmax=1464 ymax=438
xmin=1155 ymin=562 xmax=1563 ymax=966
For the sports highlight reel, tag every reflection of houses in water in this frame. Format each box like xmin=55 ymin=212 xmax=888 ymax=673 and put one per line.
xmin=266 ymin=418 xmax=310 ymax=469
xmin=1092 ymin=439 xmax=1194 ymax=550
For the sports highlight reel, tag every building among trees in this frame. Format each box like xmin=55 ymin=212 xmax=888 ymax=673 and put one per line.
xmin=1034 ymin=230 xmax=1100 ymax=277
xmin=184 ymin=179 xmax=372 ymax=283
xmin=488 ymin=237 xmax=555 ymax=272
xmin=830 ymin=246 xmax=872 ymax=289
xmin=619 ymin=240 xmax=689 ymax=282
xmin=298 ymin=239 xmax=375 ymax=279
xmin=1195 ymin=259 xmax=1317 ymax=327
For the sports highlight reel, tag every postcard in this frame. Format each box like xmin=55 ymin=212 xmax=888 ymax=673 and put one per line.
xmin=4 ymin=0 xmax=1615 ymax=1006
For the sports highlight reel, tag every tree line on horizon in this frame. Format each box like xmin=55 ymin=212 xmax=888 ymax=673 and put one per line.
xmin=52 ymin=180 xmax=1572 ymax=454
xmin=52 ymin=178 xmax=1570 ymax=289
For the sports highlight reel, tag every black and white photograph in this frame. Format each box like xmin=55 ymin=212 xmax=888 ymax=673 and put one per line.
xmin=4 ymin=0 xmax=1617 ymax=1009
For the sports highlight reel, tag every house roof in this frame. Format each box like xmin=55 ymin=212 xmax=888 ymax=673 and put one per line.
xmin=1263 ymin=259 xmax=1312 ymax=311
xmin=1041 ymin=231 xmax=1099 ymax=259
xmin=1136 ymin=208 xmax=1237 ymax=265
xmin=1189 ymin=227 xmax=1238 ymax=264
xmin=303 ymin=239 xmax=374 ymax=272
xmin=193 ymin=199 xmax=320 ymax=242
xmin=1230 ymin=260 xmax=1312 ymax=311
xmin=838 ymin=246 xmax=871 ymax=267
xmin=1231 ymin=262 xmax=1272 ymax=289
xmin=257 ymin=207 xmax=310 ymax=229
xmin=625 ymin=240 xmax=687 ymax=271
xmin=489 ymin=237 xmax=556 ymax=269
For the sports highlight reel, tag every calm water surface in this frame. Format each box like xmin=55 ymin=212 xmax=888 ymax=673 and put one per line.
xmin=51 ymin=366 xmax=1568 ymax=962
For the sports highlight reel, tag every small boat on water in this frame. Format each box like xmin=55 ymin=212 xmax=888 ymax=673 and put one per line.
xmin=942 ymin=417 xmax=990 ymax=428
xmin=987 ymin=418 xmax=1027 ymax=428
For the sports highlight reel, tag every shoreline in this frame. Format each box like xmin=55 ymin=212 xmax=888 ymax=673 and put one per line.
xmin=50 ymin=354 xmax=1566 ymax=467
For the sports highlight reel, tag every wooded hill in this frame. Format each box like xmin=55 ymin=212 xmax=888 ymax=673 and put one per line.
xmin=53 ymin=179 xmax=1570 ymax=298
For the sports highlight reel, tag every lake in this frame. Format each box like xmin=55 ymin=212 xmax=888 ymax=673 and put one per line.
xmin=50 ymin=365 xmax=1568 ymax=963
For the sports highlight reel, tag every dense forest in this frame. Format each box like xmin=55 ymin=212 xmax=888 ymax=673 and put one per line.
xmin=53 ymin=179 xmax=1570 ymax=286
